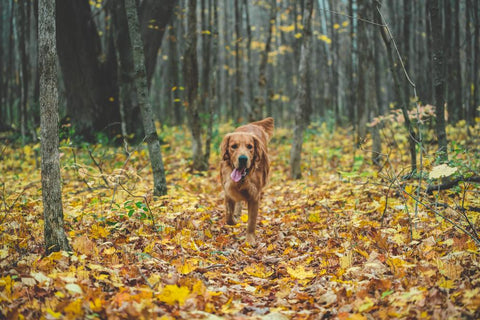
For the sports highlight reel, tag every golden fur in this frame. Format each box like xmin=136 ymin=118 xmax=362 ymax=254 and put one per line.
xmin=220 ymin=117 xmax=274 ymax=245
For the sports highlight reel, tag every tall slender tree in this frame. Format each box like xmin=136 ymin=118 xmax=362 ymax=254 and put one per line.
xmin=39 ymin=0 xmax=71 ymax=254
xmin=124 ymin=0 xmax=168 ymax=196
xmin=253 ymin=0 xmax=276 ymax=121
xmin=428 ymin=0 xmax=448 ymax=160
xmin=290 ymin=0 xmax=314 ymax=179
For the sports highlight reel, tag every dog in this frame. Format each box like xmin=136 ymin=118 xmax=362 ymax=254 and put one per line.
xmin=220 ymin=117 xmax=274 ymax=245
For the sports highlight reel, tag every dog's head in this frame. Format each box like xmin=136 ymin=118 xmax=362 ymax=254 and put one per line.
xmin=221 ymin=132 xmax=266 ymax=170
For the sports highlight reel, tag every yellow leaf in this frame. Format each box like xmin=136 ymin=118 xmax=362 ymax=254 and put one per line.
xmin=333 ymin=23 xmax=340 ymax=29
xmin=46 ymin=308 xmax=62 ymax=319
xmin=240 ymin=214 xmax=248 ymax=223
xmin=437 ymin=277 xmax=455 ymax=289
xmin=357 ymin=296 xmax=375 ymax=313
xmin=179 ymin=258 xmax=198 ymax=274
xmin=64 ymin=299 xmax=83 ymax=316
xmin=279 ymin=24 xmax=295 ymax=32
xmin=103 ymin=247 xmax=116 ymax=255
xmin=317 ymin=34 xmax=332 ymax=44
xmin=244 ymin=263 xmax=274 ymax=279
xmin=90 ymin=298 xmax=103 ymax=312
xmin=91 ymin=224 xmax=109 ymax=239
xmin=157 ymin=285 xmax=190 ymax=306
xmin=171 ymin=86 xmax=177 ymax=91
xmin=307 ymin=211 xmax=321 ymax=223
xmin=342 ymin=20 xmax=349 ymax=27
xmin=340 ymin=251 xmax=353 ymax=269
xmin=294 ymin=33 xmax=302 ymax=39
xmin=201 ymin=30 xmax=211 ymax=35
xmin=286 ymin=265 xmax=315 ymax=280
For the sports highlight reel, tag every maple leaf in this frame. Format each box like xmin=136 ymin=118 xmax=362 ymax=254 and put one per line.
xmin=243 ymin=263 xmax=274 ymax=279
xmin=157 ymin=285 xmax=190 ymax=306
xmin=286 ymin=265 xmax=315 ymax=280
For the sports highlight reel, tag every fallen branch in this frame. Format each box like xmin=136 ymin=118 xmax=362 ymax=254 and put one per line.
xmin=426 ymin=176 xmax=480 ymax=194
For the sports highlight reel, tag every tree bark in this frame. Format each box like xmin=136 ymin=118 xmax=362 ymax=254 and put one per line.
xmin=124 ymin=0 xmax=168 ymax=196
xmin=428 ymin=0 xmax=448 ymax=160
xmin=184 ymin=0 xmax=207 ymax=171
xmin=253 ymin=0 xmax=276 ymax=121
xmin=39 ymin=0 xmax=71 ymax=255
xmin=138 ymin=0 xmax=176 ymax=87
xmin=376 ymin=1 xmax=417 ymax=173
xmin=110 ymin=0 xmax=144 ymax=141
xmin=290 ymin=0 xmax=313 ymax=180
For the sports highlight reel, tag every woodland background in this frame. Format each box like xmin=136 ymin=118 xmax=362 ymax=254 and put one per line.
xmin=1 ymin=0 xmax=480 ymax=319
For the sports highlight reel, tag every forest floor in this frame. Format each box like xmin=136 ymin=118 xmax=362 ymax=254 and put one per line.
xmin=1 ymin=121 xmax=480 ymax=319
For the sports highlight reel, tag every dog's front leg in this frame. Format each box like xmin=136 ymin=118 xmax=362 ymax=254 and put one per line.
xmin=246 ymin=199 xmax=259 ymax=245
xmin=225 ymin=197 xmax=236 ymax=225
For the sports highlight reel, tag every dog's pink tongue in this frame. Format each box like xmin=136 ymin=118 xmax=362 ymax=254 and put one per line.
xmin=231 ymin=168 xmax=244 ymax=182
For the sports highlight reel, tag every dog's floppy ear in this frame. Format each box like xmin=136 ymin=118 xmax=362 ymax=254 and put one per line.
xmin=253 ymin=136 xmax=267 ymax=165
xmin=220 ymin=135 xmax=230 ymax=161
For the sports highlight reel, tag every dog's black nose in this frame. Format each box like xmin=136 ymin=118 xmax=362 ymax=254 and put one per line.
xmin=238 ymin=155 xmax=248 ymax=167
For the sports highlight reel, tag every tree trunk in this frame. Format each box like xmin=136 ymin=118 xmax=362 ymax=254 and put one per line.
xmin=472 ymin=0 xmax=479 ymax=126
xmin=39 ymin=0 xmax=71 ymax=255
xmin=17 ymin=0 xmax=28 ymax=144
xmin=376 ymin=1 xmax=417 ymax=173
xmin=244 ymin=0 xmax=254 ymax=119
xmin=327 ymin=0 xmax=339 ymax=124
xmin=347 ymin=0 xmax=356 ymax=126
xmin=168 ymin=18 xmax=183 ymax=126
xmin=199 ymin=0 xmax=210 ymax=114
xmin=184 ymin=0 xmax=206 ymax=171
xmin=138 ymin=0 xmax=176 ymax=87
xmin=290 ymin=0 xmax=313 ymax=180
xmin=450 ymin=0 xmax=462 ymax=123
xmin=356 ymin=0 xmax=369 ymax=143
xmin=124 ymin=0 xmax=168 ymax=196
xmin=253 ymin=0 xmax=276 ymax=121
xmin=204 ymin=0 xmax=217 ymax=166
xmin=110 ymin=0 xmax=144 ymax=141
xmin=428 ymin=0 xmax=448 ymax=160
xmin=234 ymin=0 xmax=243 ymax=121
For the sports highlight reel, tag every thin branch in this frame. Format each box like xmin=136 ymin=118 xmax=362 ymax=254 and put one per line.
xmin=403 ymin=189 xmax=480 ymax=247
xmin=426 ymin=176 xmax=480 ymax=194
xmin=317 ymin=7 xmax=386 ymax=27
xmin=88 ymin=148 xmax=111 ymax=187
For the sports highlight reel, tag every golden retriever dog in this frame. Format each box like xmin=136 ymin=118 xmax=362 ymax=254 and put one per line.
xmin=220 ymin=117 xmax=274 ymax=245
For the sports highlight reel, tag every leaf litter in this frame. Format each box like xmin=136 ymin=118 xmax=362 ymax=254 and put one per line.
xmin=1 ymin=123 xmax=479 ymax=319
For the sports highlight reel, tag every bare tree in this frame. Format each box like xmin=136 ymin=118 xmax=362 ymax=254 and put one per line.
xmin=252 ymin=0 xmax=276 ymax=121
xmin=39 ymin=0 xmax=70 ymax=254
xmin=428 ymin=0 xmax=448 ymax=160
xmin=124 ymin=0 xmax=168 ymax=196
xmin=290 ymin=0 xmax=314 ymax=179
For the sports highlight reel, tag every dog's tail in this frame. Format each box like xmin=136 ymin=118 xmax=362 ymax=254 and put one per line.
xmin=252 ymin=117 xmax=274 ymax=141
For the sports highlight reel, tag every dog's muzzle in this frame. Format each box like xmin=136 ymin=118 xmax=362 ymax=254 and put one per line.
xmin=238 ymin=155 xmax=248 ymax=168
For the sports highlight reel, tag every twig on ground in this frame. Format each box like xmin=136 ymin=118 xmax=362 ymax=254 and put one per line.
xmin=426 ymin=176 xmax=480 ymax=194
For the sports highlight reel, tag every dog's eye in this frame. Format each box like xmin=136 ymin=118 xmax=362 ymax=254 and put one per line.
xmin=231 ymin=144 xmax=238 ymax=149
xmin=247 ymin=144 xmax=253 ymax=150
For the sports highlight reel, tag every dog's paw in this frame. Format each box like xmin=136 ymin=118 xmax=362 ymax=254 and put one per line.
xmin=246 ymin=233 xmax=257 ymax=247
